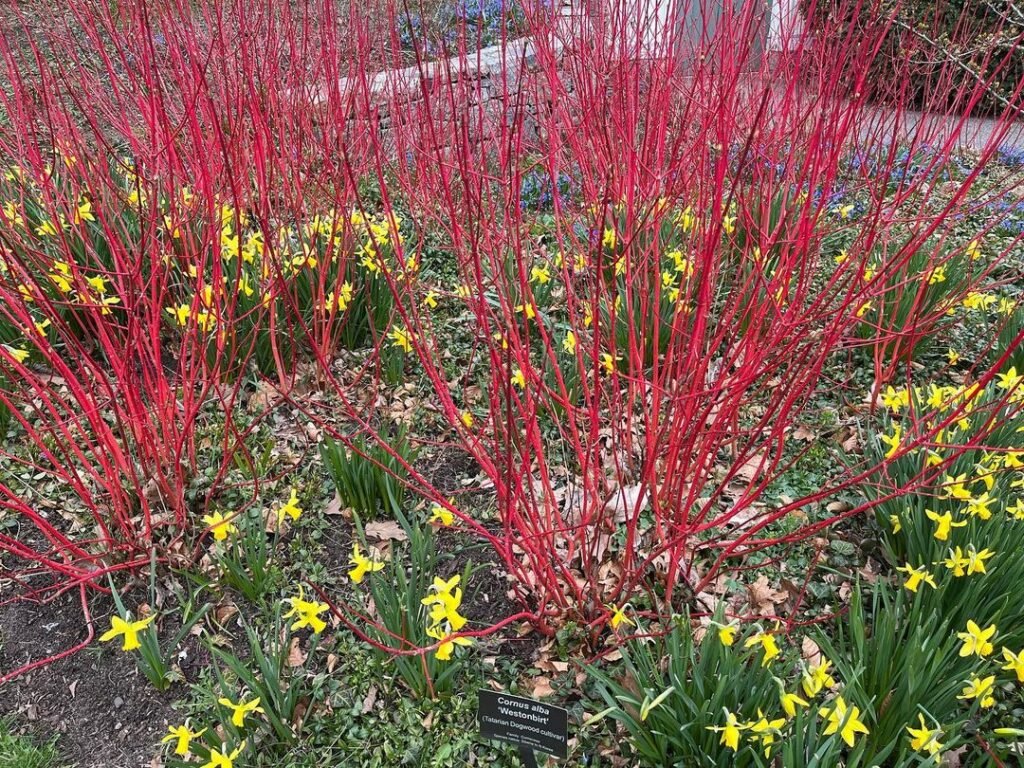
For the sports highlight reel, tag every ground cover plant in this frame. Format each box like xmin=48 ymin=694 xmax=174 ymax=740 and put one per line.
xmin=0 ymin=0 xmax=1023 ymax=765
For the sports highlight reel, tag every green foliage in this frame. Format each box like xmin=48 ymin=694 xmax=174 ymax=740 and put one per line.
xmin=108 ymin=569 xmax=210 ymax=691
xmin=812 ymin=582 xmax=971 ymax=763
xmin=169 ymin=608 xmax=330 ymax=766
xmin=585 ymin=617 xmax=794 ymax=766
xmin=211 ymin=618 xmax=325 ymax=745
xmin=991 ymin=305 xmax=1024 ymax=373
xmin=320 ymin=428 xmax=418 ymax=519
xmin=802 ymin=0 xmax=1023 ymax=117
xmin=357 ymin=508 xmax=475 ymax=699
xmin=210 ymin=507 xmax=284 ymax=604
xmin=0 ymin=719 xmax=63 ymax=768
xmin=854 ymin=238 xmax=974 ymax=365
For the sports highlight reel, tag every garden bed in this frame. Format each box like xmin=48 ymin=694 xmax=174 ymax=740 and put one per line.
xmin=1 ymin=1 xmax=1024 ymax=767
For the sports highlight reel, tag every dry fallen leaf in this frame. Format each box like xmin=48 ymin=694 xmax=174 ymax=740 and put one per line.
xmin=747 ymin=575 xmax=788 ymax=615
xmin=361 ymin=686 xmax=378 ymax=714
xmin=792 ymin=425 xmax=816 ymax=441
xmin=287 ymin=637 xmax=307 ymax=667
xmin=734 ymin=452 xmax=767 ymax=484
xmin=801 ymin=635 xmax=823 ymax=666
xmin=365 ymin=520 xmax=408 ymax=542
xmin=214 ymin=601 xmax=239 ymax=626
xmin=531 ymin=677 xmax=555 ymax=698
xmin=323 ymin=493 xmax=345 ymax=517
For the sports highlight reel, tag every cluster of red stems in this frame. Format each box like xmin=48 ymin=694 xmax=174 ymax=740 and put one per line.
xmin=0 ymin=0 xmax=1022 ymax=675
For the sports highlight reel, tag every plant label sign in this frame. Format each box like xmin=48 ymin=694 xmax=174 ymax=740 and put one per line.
xmin=477 ymin=690 xmax=569 ymax=758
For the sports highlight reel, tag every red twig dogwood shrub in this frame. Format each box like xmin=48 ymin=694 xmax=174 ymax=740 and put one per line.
xmin=313 ymin=0 xmax=1024 ymax=638
xmin=0 ymin=0 xmax=1021 ymax=677
xmin=0 ymin=0 xmax=380 ymax=676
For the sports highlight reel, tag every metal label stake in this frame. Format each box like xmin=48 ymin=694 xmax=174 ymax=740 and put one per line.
xmin=519 ymin=745 xmax=539 ymax=768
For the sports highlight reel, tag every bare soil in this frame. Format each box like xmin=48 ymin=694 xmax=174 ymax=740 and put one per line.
xmin=0 ymin=589 xmax=182 ymax=768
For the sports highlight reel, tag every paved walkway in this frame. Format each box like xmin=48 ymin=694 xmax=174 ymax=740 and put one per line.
xmin=856 ymin=105 xmax=1024 ymax=153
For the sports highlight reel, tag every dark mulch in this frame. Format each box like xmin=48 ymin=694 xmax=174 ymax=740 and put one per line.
xmin=0 ymin=588 xmax=183 ymax=768
xmin=436 ymin=526 xmax=545 ymax=666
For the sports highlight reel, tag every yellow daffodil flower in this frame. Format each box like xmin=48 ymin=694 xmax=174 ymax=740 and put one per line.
xmin=906 ymin=713 xmax=943 ymax=761
xmin=957 ymin=620 xmax=996 ymax=658
xmin=676 ymin=206 xmax=695 ymax=232
xmin=530 ymin=264 xmax=551 ymax=284
xmin=819 ymin=696 xmax=869 ymax=747
xmin=99 ymin=613 xmax=156 ymax=651
xmin=927 ymin=264 xmax=946 ymax=284
xmin=608 ymin=604 xmax=633 ymax=630
xmin=327 ymin=282 xmax=354 ymax=312
xmin=2 ymin=200 xmax=24 ymax=228
xmin=965 ymin=492 xmax=995 ymax=520
xmin=75 ymin=198 xmax=95 ymax=223
xmin=422 ymin=577 xmax=468 ymax=631
xmin=218 ymin=696 xmax=264 ymax=728
xmin=940 ymin=473 xmax=972 ymax=502
xmin=744 ymin=630 xmax=780 ymax=667
xmin=801 ymin=659 xmax=836 ymax=698
xmin=426 ymin=623 xmax=473 ymax=661
xmin=515 ymin=302 xmax=536 ymax=320
xmin=924 ymin=509 xmax=966 ymax=541
xmin=2 ymin=345 xmax=29 ymax=364
xmin=745 ymin=710 xmax=785 ymax=758
xmin=282 ymin=587 xmax=329 ymax=634
xmin=999 ymin=647 xmax=1024 ymax=682
xmin=162 ymin=724 xmax=206 ymax=756
xmin=201 ymin=741 xmax=246 ymax=768
xmin=202 ymin=511 xmax=237 ymax=541
xmin=780 ymin=688 xmax=809 ymax=718
xmin=957 ymin=675 xmax=996 ymax=708
xmin=35 ymin=218 xmax=59 ymax=237
xmin=166 ymin=304 xmax=190 ymax=326
xmin=879 ymin=425 xmax=902 ymax=460
xmin=997 ymin=366 xmax=1022 ymax=394
xmin=1003 ymin=451 xmax=1024 ymax=469
xmin=896 ymin=563 xmax=936 ymax=593
xmin=276 ymin=488 xmax=303 ymax=524
xmin=965 ymin=547 xmax=993 ymax=575
xmin=707 ymin=710 xmax=745 ymax=751
xmin=348 ymin=543 xmax=385 ymax=584
xmin=562 ymin=330 xmax=577 ymax=355
xmin=717 ymin=622 xmax=738 ymax=646
xmin=429 ymin=500 xmax=454 ymax=526
xmin=389 ymin=325 xmax=413 ymax=353
xmin=942 ymin=546 xmax=970 ymax=577
xmin=880 ymin=386 xmax=909 ymax=413
xmin=599 ymin=352 xmax=620 ymax=376
xmin=1006 ymin=499 xmax=1024 ymax=520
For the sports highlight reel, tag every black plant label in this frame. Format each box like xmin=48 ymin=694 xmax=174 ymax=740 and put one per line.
xmin=477 ymin=689 xmax=569 ymax=758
